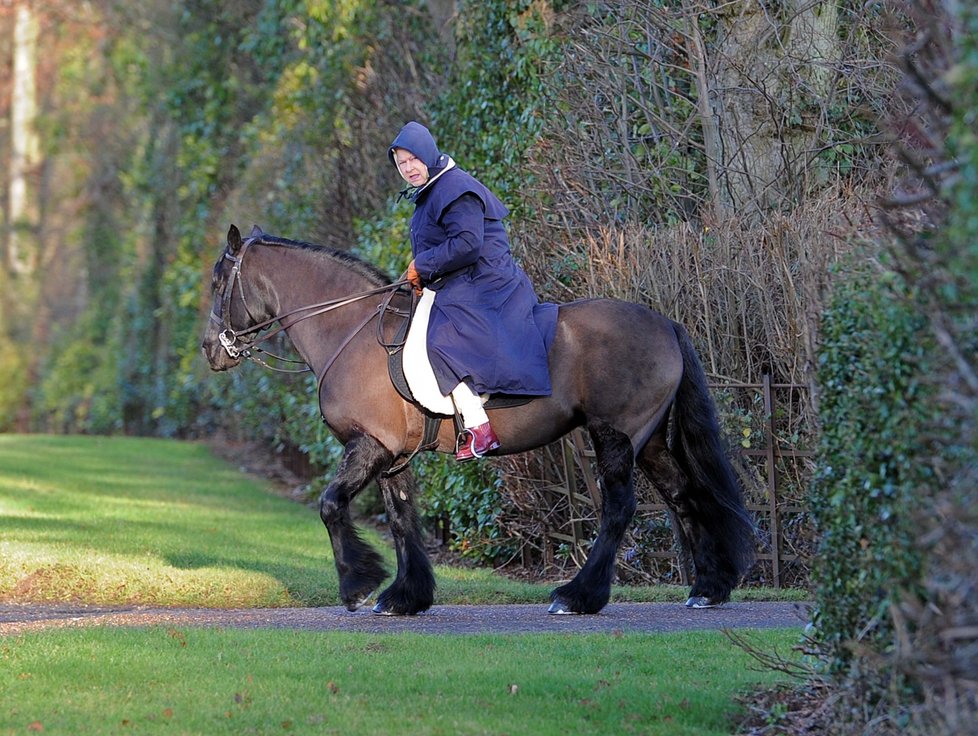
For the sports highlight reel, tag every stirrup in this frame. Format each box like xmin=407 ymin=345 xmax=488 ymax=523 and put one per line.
xmin=455 ymin=422 xmax=500 ymax=462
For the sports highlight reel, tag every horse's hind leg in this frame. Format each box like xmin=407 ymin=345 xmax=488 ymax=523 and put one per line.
xmin=374 ymin=469 xmax=436 ymax=615
xmin=638 ymin=437 xmax=735 ymax=608
xmin=549 ymin=422 xmax=637 ymax=615
xmin=318 ymin=434 xmax=391 ymax=611
xmin=638 ymin=438 xmax=696 ymax=587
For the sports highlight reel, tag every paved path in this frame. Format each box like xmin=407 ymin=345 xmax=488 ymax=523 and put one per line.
xmin=0 ymin=601 xmax=810 ymax=636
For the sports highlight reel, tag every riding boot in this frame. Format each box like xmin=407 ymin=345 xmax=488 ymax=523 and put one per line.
xmin=455 ymin=421 xmax=501 ymax=462
xmin=450 ymin=380 xmax=500 ymax=461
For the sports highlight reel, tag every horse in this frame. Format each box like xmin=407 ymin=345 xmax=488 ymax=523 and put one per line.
xmin=200 ymin=224 xmax=755 ymax=615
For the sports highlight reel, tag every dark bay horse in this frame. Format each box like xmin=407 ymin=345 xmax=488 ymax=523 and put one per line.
xmin=201 ymin=224 xmax=755 ymax=615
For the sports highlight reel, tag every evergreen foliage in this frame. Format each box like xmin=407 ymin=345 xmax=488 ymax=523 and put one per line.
xmin=429 ymin=0 xmax=566 ymax=210
xmin=813 ymin=266 xmax=934 ymax=668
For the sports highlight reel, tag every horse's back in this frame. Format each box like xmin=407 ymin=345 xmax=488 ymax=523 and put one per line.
xmin=557 ymin=296 xmax=676 ymax=336
xmin=554 ymin=297 xmax=681 ymax=361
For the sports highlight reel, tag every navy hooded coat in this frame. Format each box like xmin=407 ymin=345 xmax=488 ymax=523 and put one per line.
xmin=389 ymin=122 xmax=557 ymax=397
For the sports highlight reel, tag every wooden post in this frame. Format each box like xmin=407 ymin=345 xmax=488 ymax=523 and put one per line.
xmin=763 ymin=373 xmax=783 ymax=588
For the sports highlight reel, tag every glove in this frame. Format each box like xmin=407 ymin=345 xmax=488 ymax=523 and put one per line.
xmin=406 ymin=260 xmax=423 ymax=295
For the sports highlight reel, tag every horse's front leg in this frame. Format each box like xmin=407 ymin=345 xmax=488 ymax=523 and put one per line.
xmin=319 ymin=433 xmax=392 ymax=611
xmin=549 ymin=423 xmax=638 ymax=614
xmin=373 ymin=469 xmax=435 ymax=615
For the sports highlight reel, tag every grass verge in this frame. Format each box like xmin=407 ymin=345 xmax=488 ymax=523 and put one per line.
xmin=0 ymin=435 xmax=335 ymax=607
xmin=0 ymin=434 xmax=805 ymax=608
xmin=0 ymin=627 xmax=802 ymax=735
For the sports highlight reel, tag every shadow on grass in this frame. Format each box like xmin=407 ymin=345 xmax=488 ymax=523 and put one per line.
xmin=163 ymin=550 xmax=347 ymax=607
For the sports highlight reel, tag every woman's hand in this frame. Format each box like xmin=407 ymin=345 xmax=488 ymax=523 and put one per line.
xmin=406 ymin=260 xmax=424 ymax=295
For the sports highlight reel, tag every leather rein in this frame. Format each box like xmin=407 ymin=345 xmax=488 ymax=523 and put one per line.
xmin=211 ymin=235 xmax=409 ymax=386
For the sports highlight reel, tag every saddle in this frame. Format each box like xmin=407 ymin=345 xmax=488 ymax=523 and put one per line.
xmin=379 ymin=287 xmax=530 ymax=471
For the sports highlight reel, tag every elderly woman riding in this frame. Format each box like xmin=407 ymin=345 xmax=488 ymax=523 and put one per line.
xmin=388 ymin=121 xmax=557 ymax=461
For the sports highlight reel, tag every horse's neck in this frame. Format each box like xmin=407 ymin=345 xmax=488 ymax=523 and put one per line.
xmin=257 ymin=245 xmax=372 ymax=301
xmin=252 ymin=245 xmax=380 ymax=368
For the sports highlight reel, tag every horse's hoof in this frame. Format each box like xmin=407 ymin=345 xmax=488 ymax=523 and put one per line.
xmin=685 ymin=596 xmax=722 ymax=609
xmin=548 ymin=599 xmax=580 ymax=615
xmin=345 ymin=591 xmax=374 ymax=612
xmin=372 ymin=601 xmax=419 ymax=616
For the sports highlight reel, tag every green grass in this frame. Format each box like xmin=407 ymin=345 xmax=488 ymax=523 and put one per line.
xmin=0 ymin=434 xmax=805 ymax=608
xmin=0 ymin=627 xmax=802 ymax=735
xmin=0 ymin=434 xmax=336 ymax=607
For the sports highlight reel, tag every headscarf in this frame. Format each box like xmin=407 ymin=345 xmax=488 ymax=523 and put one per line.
xmin=389 ymin=121 xmax=454 ymax=201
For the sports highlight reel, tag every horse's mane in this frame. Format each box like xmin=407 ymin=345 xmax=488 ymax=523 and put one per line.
xmin=253 ymin=232 xmax=393 ymax=288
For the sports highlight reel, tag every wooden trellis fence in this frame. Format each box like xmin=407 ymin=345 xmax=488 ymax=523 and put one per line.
xmin=544 ymin=376 xmax=815 ymax=588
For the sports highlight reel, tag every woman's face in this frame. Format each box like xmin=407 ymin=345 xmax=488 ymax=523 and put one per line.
xmin=394 ymin=148 xmax=429 ymax=187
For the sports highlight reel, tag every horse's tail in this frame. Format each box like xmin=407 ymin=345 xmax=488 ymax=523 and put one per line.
xmin=670 ymin=321 xmax=756 ymax=600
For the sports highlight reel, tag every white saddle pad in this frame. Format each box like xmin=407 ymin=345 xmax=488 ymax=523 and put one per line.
xmin=403 ymin=289 xmax=456 ymax=415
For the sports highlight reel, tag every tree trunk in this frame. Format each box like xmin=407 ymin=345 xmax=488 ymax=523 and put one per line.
xmin=7 ymin=0 xmax=40 ymax=281
xmin=423 ymin=0 xmax=456 ymax=53
xmin=2 ymin=0 xmax=42 ymax=431
xmin=713 ymin=0 xmax=840 ymax=212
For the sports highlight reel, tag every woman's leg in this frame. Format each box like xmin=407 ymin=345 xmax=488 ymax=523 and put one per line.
xmin=450 ymin=380 xmax=489 ymax=428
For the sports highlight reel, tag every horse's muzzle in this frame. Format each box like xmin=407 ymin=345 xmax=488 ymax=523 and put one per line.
xmin=200 ymin=334 xmax=241 ymax=371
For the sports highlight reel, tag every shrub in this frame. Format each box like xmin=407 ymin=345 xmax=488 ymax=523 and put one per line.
xmin=414 ymin=454 xmax=513 ymax=565
xmin=812 ymin=263 xmax=937 ymax=670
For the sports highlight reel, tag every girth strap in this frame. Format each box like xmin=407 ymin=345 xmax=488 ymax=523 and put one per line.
xmin=383 ymin=415 xmax=443 ymax=477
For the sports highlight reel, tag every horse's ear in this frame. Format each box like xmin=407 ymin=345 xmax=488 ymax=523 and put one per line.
xmin=249 ymin=224 xmax=265 ymax=239
xmin=227 ymin=224 xmax=242 ymax=252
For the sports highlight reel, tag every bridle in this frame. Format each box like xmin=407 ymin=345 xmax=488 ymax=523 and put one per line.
xmin=209 ymin=235 xmax=408 ymax=375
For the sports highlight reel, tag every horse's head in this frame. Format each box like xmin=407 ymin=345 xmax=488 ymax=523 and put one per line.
xmin=200 ymin=224 xmax=273 ymax=371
